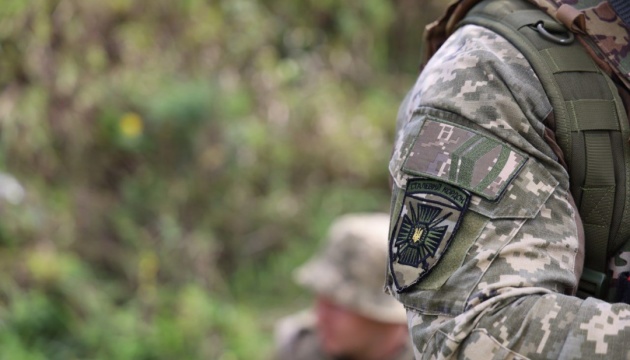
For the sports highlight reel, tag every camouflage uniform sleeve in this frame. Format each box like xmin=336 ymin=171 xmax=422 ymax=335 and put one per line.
xmin=387 ymin=24 xmax=630 ymax=359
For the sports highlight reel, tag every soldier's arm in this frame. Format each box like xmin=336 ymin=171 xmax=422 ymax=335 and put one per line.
xmin=387 ymin=24 xmax=630 ymax=359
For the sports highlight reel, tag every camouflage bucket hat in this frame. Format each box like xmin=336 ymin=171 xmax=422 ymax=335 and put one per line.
xmin=294 ymin=213 xmax=407 ymax=324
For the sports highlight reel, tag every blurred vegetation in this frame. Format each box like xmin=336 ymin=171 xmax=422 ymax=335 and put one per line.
xmin=0 ymin=0 xmax=446 ymax=358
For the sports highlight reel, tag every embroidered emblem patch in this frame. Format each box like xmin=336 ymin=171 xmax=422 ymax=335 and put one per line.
xmin=390 ymin=178 xmax=470 ymax=292
xmin=402 ymin=119 xmax=527 ymax=201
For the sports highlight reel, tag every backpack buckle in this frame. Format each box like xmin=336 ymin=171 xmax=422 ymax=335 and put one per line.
xmin=577 ymin=268 xmax=608 ymax=300
xmin=534 ymin=21 xmax=575 ymax=45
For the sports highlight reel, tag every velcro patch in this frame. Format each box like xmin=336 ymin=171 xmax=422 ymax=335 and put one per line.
xmin=390 ymin=178 xmax=470 ymax=292
xmin=402 ymin=119 xmax=527 ymax=201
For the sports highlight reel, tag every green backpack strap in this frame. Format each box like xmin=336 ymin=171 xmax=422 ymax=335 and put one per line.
xmin=458 ymin=0 xmax=630 ymax=301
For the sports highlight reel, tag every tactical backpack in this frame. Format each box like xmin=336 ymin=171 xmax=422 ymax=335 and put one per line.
xmin=432 ymin=0 xmax=630 ymax=301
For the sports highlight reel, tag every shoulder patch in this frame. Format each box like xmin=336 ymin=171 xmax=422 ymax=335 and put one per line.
xmin=390 ymin=178 xmax=470 ymax=292
xmin=402 ymin=118 xmax=527 ymax=201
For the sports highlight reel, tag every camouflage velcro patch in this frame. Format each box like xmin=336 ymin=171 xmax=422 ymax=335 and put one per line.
xmin=402 ymin=119 xmax=527 ymax=201
xmin=390 ymin=178 xmax=470 ymax=292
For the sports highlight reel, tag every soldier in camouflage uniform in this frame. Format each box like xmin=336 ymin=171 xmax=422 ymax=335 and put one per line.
xmin=275 ymin=213 xmax=413 ymax=360
xmin=386 ymin=0 xmax=630 ymax=358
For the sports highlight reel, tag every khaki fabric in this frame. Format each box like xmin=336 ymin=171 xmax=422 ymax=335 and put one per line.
xmin=424 ymin=0 xmax=630 ymax=87
xmin=387 ymin=21 xmax=630 ymax=359
xmin=296 ymin=213 xmax=407 ymax=324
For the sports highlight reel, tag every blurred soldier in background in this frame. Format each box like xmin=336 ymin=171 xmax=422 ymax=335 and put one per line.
xmin=386 ymin=0 xmax=630 ymax=358
xmin=275 ymin=213 xmax=412 ymax=360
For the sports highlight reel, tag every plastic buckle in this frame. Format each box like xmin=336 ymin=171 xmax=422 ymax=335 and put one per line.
xmin=576 ymin=268 xmax=608 ymax=300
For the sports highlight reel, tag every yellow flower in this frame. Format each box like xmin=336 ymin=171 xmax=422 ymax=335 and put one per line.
xmin=119 ymin=112 xmax=144 ymax=138
xmin=138 ymin=251 xmax=159 ymax=302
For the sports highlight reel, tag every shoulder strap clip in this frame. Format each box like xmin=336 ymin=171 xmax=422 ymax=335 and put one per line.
xmin=534 ymin=21 xmax=574 ymax=45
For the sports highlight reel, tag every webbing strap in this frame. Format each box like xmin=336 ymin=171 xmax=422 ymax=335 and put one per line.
xmin=460 ymin=0 xmax=630 ymax=300
xmin=582 ymin=132 xmax=616 ymax=269
xmin=567 ymin=100 xmax=619 ymax=131
xmin=584 ymin=134 xmax=616 ymax=186
xmin=540 ymin=48 xmax=600 ymax=73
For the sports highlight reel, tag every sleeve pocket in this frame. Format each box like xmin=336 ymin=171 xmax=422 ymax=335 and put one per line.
xmin=400 ymin=117 xmax=557 ymax=219
xmin=467 ymin=159 xmax=558 ymax=219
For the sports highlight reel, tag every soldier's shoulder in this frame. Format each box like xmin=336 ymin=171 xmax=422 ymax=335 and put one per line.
xmin=413 ymin=23 xmax=549 ymax=118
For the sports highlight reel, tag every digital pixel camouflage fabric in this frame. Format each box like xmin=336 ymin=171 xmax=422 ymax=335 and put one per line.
xmin=424 ymin=0 xmax=630 ymax=88
xmin=387 ymin=18 xmax=630 ymax=360
xmin=529 ymin=0 xmax=630 ymax=88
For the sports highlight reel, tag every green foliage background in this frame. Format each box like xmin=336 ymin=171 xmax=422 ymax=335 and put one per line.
xmin=0 ymin=0 xmax=445 ymax=358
